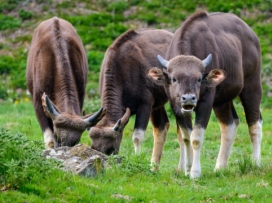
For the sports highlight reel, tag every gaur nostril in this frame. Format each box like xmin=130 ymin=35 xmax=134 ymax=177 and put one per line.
xmin=192 ymin=96 xmax=196 ymax=101
xmin=182 ymin=96 xmax=186 ymax=101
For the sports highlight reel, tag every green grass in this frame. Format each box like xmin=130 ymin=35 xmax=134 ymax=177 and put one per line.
xmin=0 ymin=100 xmax=272 ymax=202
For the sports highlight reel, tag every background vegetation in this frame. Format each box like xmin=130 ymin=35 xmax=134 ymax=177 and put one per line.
xmin=0 ymin=0 xmax=272 ymax=105
xmin=1 ymin=0 xmax=272 ymax=202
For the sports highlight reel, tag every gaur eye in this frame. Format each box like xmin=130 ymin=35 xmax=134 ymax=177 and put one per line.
xmin=197 ymin=78 xmax=202 ymax=83
xmin=172 ymin=78 xmax=177 ymax=83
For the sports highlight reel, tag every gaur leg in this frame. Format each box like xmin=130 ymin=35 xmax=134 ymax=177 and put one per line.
xmin=213 ymin=101 xmax=239 ymax=170
xmin=132 ymin=104 xmax=152 ymax=155
xmin=239 ymin=80 xmax=262 ymax=166
xmin=33 ymin=91 xmax=56 ymax=149
xmin=190 ymin=93 xmax=214 ymax=178
xmin=176 ymin=116 xmax=193 ymax=176
xmin=150 ymin=106 xmax=170 ymax=168
xmin=176 ymin=124 xmax=185 ymax=172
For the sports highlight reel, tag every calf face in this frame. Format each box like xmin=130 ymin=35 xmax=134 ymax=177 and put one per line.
xmin=147 ymin=54 xmax=226 ymax=115
xmin=42 ymin=93 xmax=105 ymax=147
xmin=89 ymin=108 xmax=131 ymax=155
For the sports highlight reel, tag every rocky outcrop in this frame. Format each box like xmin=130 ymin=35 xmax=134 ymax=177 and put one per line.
xmin=43 ymin=144 xmax=108 ymax=178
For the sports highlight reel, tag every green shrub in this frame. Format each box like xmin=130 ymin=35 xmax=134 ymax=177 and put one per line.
xmin=104 ymin=22 xmax=128 ymax=38
xmin=0 ymin=53 xmax=27 ymax=89
xmin=143 ymin=1 xmax=161 ymax=9
xmin=106 ymin=1 xmax=129 ymax=13
xmin=83 ymin=96 xmax=101 ymax=113
xmin=0 ymin=55 xmax=16 ymax=74
xmin=56 ymin=1 xmax=76 ymax=9
xmin=19 ymin=9 xmax=32 ymax=20
xmin=0 ymin=128 xmax=55 ymax=188
xmin=138 ymin=13 xmax=157 ymax=25
xmin=0 ymin=14 xmax=21 ymax=30
xmin=87 ymin=50 xmax=104 ymax=73
xmin=67 ymin=13 xmax=123 ymax=27
xmin=0 ymin=83 xmax=8 ymax=100
xmin=0 ymin=0 xmax=23 ymax=13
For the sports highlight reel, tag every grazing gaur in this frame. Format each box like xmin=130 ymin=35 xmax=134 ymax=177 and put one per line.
xmin=26 ymin=17 xmax=105 ymax=149
xmin=147 ymin=11 xmax=262 ymax=178
xmin=89 ymin=29 xmax=173 ymax=168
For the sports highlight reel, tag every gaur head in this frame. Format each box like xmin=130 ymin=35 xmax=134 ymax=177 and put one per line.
xmin=88 ymin=108 xmax=131 ymax=155
xmin=146 ymin=54 xmax=226 ymax=116
xmin=42 ymin=93 xmax=105 ymax=147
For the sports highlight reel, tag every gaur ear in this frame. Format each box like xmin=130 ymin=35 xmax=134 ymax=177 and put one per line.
xmin=202 ymin=69 xmax=227 ymax=87
xmin=146 ymin=67 xmax=169 ymax=85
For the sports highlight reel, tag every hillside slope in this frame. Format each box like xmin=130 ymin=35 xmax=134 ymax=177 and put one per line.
xmin=0 ymin=0 xmax=271 ymax=105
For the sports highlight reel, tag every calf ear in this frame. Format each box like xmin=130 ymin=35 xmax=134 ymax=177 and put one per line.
xmin=146 ymin=67 xmax=169 ymax=85
xmin=203 ymin=69 xmax=227 ymax=87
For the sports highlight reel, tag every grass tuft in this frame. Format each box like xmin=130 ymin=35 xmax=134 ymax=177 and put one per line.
xmin=0 ymin=127 xmax=57 ymax=189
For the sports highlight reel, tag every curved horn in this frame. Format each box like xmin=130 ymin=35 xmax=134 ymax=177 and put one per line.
xmin=113 ymin=119 xmax=121 ymax=132
xmin=84 ymin=107 xmax=105 ymax=126
xmin=112 ymin=108 xmax=131 ymax=132
xmin=202 ymin=54 xmax=212 ymax=68
xmin=157 ymin=55 xmax=169 ymax=68
xmin=45 ymin=94 xmax=59 ymax=118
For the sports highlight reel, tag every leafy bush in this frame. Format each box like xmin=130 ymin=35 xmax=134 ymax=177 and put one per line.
xmin=106 ymin=1 xmax=129 ymax=13
xmin=138 ymin=13 xmax=157 ymax=25
xmin=83 ymin=96 xmax=101 ymax=113
xmin=19 ymin=9 xmax=32 ymax=20
xmin=0 ymin=14 xmax=21 ymax=30
xmin=87 ymin=50 xmax=104 ymax=73
xmin=0 ymin=128 xmax=56 ymax=188
xmin=0 ymin=53 xmax=27 ymax=89
xmin=0 ymin=83 xmax=8 ymax=100
xmin=0 ymin=0 xmax=23 ymax=13
xmin=0 ymin=55 xmax=16 ymax=74
xmin=67 ymin=13 xmax=123 ymax=27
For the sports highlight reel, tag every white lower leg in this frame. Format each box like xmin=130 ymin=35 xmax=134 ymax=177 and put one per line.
xmin=190 ymin=126 xmax=205 ymax=179
xmin=177 ymin=128 xmax=185 ymax=171
xmin=132 ymin=129 xmax=145 ymax=154
xmin=249 ymin=120 xmax=262 ymax=166
xmin=215 ymin=119 xmax=239 ymax=170
xmin=179 ymin=126 xmax=192 ymax=175
xmin=44 ymin=128 xmax=56 ymax=149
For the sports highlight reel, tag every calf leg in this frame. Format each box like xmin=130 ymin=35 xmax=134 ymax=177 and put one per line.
xmin=248 ymin=120 xmax=262 ymax=166
xmin=239 ymin=81 xmax=262 ymax=166
xmin=177 ymin=124 xmax=192 ymax=175
xmin=150 ymin=107 xmax=169 ymax=168
xmin=177 ymin=125 xmax=185 ymax=171
xmin=132 ymin=105 xmax=152 ymax=154
xmin=176 ymin=115 xmax=193 ymax=176
xmin=190 ymin=97 xmax=214 ymax=178
xmin=190 ymin=125 xmax=205 ymax=178
xmin=132 ymin=129 xmax=145 ymax=154
xmin=214 ymin=102 xmax=239 ymax=170
xmin=33 ymin=93 xmax=56 ymax=149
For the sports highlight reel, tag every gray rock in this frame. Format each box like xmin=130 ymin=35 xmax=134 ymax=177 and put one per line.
xmin=43 ymin=144 xmax=108 ymax=178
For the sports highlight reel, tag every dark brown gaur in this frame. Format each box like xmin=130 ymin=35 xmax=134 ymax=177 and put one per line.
xmin=147 ymin=11 xmax=262 ymax=178
xmin=26 ymin=17 xmax=105 ymax=149
xmin=88 ymin=29 xmax=173 ymax=169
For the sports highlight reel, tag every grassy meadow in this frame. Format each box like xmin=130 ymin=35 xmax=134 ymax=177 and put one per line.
xmin=1 ymin=99 xmax=272 ymax=202
xmin=1 ymin=0 xmax=272 ymax=202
